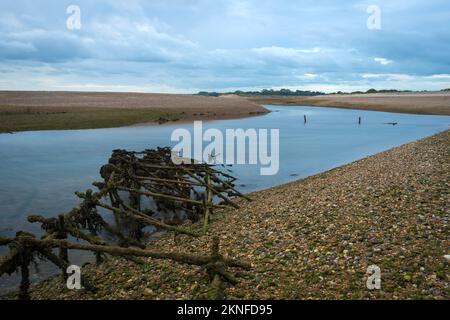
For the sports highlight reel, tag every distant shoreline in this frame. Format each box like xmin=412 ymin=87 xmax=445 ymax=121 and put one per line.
xmin=245 ymin=92 xmax=450 ymax=116
xmin=2 ymin=90 xmax=449 ymax=134
xmin=0 ymin=91 xmax=268 ymax=133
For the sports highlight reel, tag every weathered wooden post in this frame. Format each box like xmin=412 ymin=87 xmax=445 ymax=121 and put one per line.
xmin=207 ymin=236 xmax=225 ymax=300
xmin=129 ymin=167 xmax=141 ymax=212
xmin=203 ymin=170 xmax=213 ymax=235
xmin=57 ymin=215 xmax=69 ymax=265
xmin=358 ymin=116 xmax=362 ymax=125
xmin=304 ymin=115 xmax=307 ymax=124
xmin=19 ymin=263 xmax=30 ymax=300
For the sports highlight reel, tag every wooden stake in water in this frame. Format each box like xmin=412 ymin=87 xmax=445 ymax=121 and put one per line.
xmin=359 ymin=117 xmax=362 ymax=125
xmin=304 ymin=115 xmax=307 ymax=124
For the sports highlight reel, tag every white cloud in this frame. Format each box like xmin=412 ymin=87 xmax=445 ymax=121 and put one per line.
xmin=361 ymin=73 xmax=385 ymax=79
xmin=426 ymin=74 xmax=450 ymax=79
xmin=374 ymin=57 xmax=394 ymax=65
xmin=303 ymin=73 xmax=318 ymax=79
xmin=362 ymin=73 xmax=416 ymax=81
xmin=295 ymin=73 xmax=319 ymax=80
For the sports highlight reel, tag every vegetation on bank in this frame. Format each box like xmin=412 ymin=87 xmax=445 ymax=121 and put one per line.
xmin=0 ymin=106 xmax=181 ymax=133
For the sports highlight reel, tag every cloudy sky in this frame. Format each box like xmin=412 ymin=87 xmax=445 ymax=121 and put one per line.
xmin=1 ymin=0 xmax=450 ymax=93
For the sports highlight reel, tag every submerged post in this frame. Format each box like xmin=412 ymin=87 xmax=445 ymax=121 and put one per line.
xmin=358 ymin=116 xmax=362 ymax=125
xmin=304 ymin=115 xmax=307 ymax=124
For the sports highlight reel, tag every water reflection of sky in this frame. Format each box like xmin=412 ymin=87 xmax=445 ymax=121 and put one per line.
xmin=0 ymin=105 xmax=448 ymax=235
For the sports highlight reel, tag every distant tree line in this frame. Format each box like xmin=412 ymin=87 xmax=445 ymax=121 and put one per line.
xmin=197 ymin=91 xmax=221 ymax=97
xmin=233 ymin=89 xmax=326 ymax=96
xmin=346 ymin=88 xmax=412 ymax=94
xmin=197 ymin=87 xmax=448 ymax=97
xmin=197 ymin=89 xmax=326 ymax=97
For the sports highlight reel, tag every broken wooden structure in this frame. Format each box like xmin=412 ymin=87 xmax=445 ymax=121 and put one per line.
xmin=0 ymin=147 xmax=251 ymax=300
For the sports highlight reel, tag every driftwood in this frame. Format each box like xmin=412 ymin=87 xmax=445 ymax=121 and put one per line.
xmin=0 ymin=147 xmax=251 ymax=300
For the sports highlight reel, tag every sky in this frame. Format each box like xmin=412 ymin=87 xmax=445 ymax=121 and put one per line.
xmin=1 ymin=0 xmax=450 ymax=93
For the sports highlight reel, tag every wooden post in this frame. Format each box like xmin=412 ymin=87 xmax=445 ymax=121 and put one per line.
xmin=358 ymin=116 xmax=362 ymax=125
xmin=304 ymin=115 xmax=307 ymax=124
xmin=19 ymin=264 xmax=30 ymax=300
xmin=57 ymin=215 xmax=69 ymax=266
xmin=109 ymin=190 xmax=122 ymax=229
xmin=203 ymin=171 xmax=213 ymax=235
xmin=207 ymin=236 xmax=225 ymax=300
xmin=129 ymin=169 xmax=141 ymax=212
xmin=128 ymin=166 xmax=144 ymax=241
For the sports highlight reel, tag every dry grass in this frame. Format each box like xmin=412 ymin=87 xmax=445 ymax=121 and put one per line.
xmin=0 ymin=91 xmax=268 ymax=132
xmin=247 ymin=92 xmax=450 ymax=116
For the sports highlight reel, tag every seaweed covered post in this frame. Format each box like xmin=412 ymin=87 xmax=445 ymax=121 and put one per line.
xmin=203 ymin=169 xmax=213 ymax=234
xmin=206 ymin=236 xmax=225 ymax=299
xmin=57 ymin=215 xmax=69 ymax=265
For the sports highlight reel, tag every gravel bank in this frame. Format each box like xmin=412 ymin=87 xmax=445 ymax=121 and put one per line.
xmin=27 ymin=130 xmax=449 ymax=300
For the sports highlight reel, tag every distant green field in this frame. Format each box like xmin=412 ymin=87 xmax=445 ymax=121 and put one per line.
xmin=0 ymin=106 xmax=181 ymax=132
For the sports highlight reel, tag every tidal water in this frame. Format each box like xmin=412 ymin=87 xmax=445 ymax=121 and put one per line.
xmin=0 ymin=105 xmax=448 ymax=292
